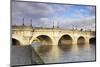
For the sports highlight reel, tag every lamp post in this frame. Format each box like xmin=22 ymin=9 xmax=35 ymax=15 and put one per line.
xmin=22 ymin=18 xmax=25 ymax=26
xmin=30 ymin=19 xmax=32 ymax=27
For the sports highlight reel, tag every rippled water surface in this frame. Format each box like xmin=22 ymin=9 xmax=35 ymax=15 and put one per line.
xmin=32 ymin=43 xmax=96 ymax=64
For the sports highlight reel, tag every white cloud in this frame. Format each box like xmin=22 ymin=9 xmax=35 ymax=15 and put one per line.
xmin=37 ymin=16 xmax=95 ymax=31
xmin=11 ymin=1 xmax=96 ymax=31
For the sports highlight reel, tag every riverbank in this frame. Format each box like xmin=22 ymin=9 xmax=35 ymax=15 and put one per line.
xmin=11 ymin=45 xmax=44 ymax=66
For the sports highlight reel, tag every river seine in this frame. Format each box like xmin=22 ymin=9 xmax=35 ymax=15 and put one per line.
xmin=32 ymin=43 xmax=96 ymax=64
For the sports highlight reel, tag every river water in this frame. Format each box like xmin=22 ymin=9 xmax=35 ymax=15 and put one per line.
xmin=32 ymin=43 xmax=96 ymax=64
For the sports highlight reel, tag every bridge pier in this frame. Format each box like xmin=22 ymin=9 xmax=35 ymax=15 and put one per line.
xmin=84 ymin=37 xmax=90 ymax=48
xmin=85 ymin=37 xmax=89 ymax=44
xmin=72 ymin=38 xmax=78 ymax=51
xmin=73 ymin=38 xmax=77 ymax=45
xmin=52 ymin=39 xmax=59 ymax=45
xmin=52 ymin=37 xmax=59 ymax=45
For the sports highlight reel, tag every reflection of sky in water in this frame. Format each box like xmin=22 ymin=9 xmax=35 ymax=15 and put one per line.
xmin=32 ymin=43 xmax=95 ymax=64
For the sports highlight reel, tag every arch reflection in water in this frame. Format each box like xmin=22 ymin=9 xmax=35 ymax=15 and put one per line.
xmin=37 ymin=45 xmax=52 ymax=54
xmin=58 ymin=35 xmax=73 ymax=51
xmin=12 ymin=38 xmax=20 ymax=46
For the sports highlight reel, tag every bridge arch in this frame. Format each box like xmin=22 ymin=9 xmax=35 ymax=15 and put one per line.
xmin=58 ymin=34 xmax=73 ymax=45
xmin=31 ymin=35 xmax=53 ymax=45
xmin=89 ymin=37 xmax=96 ymax=44
xmin=77 ymin=36 xmax=85 ymax=45
xmin=58 ymin=34 xmax=73 ymax=50
xmin=12 ymin=38 xmax=21 ymax=46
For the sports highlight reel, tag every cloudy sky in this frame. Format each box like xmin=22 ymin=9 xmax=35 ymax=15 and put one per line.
xmin=11 ymin=0 xmax=96 ymax=31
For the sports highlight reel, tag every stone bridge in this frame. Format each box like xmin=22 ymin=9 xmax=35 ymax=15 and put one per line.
xmin=12 ymin=26 xmax=96 ymax=46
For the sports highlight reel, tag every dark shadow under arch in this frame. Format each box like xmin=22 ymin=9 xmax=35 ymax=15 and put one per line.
xmin=77 ymin=36 xmax=85 ymax=45
xmin=36 ymin=35 xmax=53 ymax=45
xmin=58 ymin=34 xmax=73 ymax=51
xmin=34 ymin=35 xmax=53 ymax=53
xmin=89 ymin=37 xmax=96 ymax=45
xmin=12 ymin=38 xmax=20 ymax=46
